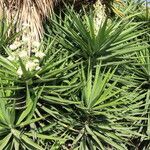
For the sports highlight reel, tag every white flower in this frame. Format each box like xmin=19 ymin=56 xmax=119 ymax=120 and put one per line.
xmin=7 ymin=55 xmax=15 ymax=61
xmin=35 ymin=51 xmax=45 ymax=59
xmin=33 ymin=59 xmax=39 ymax=63
xmin=17 ymin=67 xmax=23 ymax=77
xmin=94 ymin=0 xmax=105 ymax=34
xmin=25 ymin=60 xmax=38 ymax=71
xmin=32 ymin=48 xmax=38 ymax=53
xmin=35 ymin=66 xmax=41 ymax=70
xmin=9 ymin=41 xmax=21 ymax=50
xmin=22 ymin=36 xmax=29 ymax=43
xmin=9 ymin=44 xmax=17 ymax=50
xmin=18 ymin=50 xmax=28 ymax=58
xmin=33 ymin=41 xmax=40 ymax=48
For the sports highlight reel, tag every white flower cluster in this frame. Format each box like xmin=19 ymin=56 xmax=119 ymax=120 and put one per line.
xmin=93 ymin=1 xmax=106 ymax=34
xmin=9 ymin=41 xmax=22 ymax=50
xmin=8 ymin=41 xmax=45 ymax=78
xmin=9 ymin=40 xmax=40 ymax=50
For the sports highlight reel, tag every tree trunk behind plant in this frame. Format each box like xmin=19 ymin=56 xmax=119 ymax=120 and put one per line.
xmin=0 ymin=0 xmax=57 ymax=52
xmin=0 ymin=2 xmax=2 ymax=19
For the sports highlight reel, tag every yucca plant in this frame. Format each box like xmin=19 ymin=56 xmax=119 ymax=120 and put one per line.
xmin=118 ymin=48 xmax=150 ymax=149
xmin=112 ymin=1 xmax=150 ymax=148
xmin=0 ymin=37 xmax=81 ymax=149
xmin=43 ymin=62 xmax=146 ymax=149
xmin=0 ymin=87 xmax=51 ymax=150
xmin=49 ymin=7 xmax=148 ymax=65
